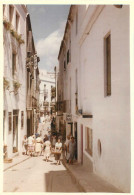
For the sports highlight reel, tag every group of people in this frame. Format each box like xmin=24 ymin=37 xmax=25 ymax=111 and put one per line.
xmin=22 ymin=134 xmax=43 ymax=157
xmin=22 ymin=133 xmax=63 ymax=165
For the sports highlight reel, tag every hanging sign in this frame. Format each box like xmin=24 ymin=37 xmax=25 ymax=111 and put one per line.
xmin=66 ymin=113 xmax=72 ymax=122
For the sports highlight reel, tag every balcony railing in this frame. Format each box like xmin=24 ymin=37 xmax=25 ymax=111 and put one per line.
xmin=50 ymin=102 xmax=56 ymax=107
xmin=57 ymin=100 xmax=70 ymax=113
xmin=27 ymin=90 xmax=32 ymax=109
xmin=43 ymin=102 xmax=49 ymax=107
xmin=32 ymin=98 xmax=37 ymax=108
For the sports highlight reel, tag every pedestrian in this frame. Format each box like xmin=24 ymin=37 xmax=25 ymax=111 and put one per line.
xmin=22 ymin=135 xmax=28 ymax=155
xmin=64 ymin=135 xmax=70 ymax=163
xmin=44 ymin=135 xmax=51 ymax=162
xmin=55 ymin=138 xmax=62 ymax=165
xmin=35 ymin=135 xmax=43 ymax=156
xmin=43 ymin=134 xmax=47 ymax=142
xmin=27 ymin=135 xmax=34 ymax=156
xmin=48 ymin=131 xmax=51 ymax=141
xmin=32 ymin=134 xmax=36 ymax=153
xmin=58 ymin=132 xmax=62 ymax=142
xmin=68 ymin=137 xmax=76 ymax=164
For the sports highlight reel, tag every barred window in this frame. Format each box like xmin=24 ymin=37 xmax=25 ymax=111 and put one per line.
xmin=67 ymin=50 xmax=69 ymax=64
xmin=104 ymin=33 xmax=111 ymax=96
xmin=21 ymin=111 xmax=24 ymax=128
xmin=9 ymin=5 xmax=14 ymax=24
xmin=16 ymin=12 xmax=19 ymax=32
xmin=12 ymin=53 xmax=16 ymax=77
xmin=8 ymin=112 xmax=12 ymax=132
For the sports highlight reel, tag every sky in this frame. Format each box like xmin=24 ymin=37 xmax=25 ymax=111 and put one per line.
xmin=27 ymin=5 xmax=70 ymax=72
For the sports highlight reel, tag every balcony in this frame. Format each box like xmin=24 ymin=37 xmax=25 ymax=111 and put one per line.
xmin=43 ymin=102 xmax=49 ymax=107
xmin=32 ymin=98 xmax=37 ymax=108
xmin=50 ymin=102 xmax=56 ymax=107
xmin=57 ymin=100 xmax=69 ymax=113
xmin=27 ymin=90 xmax=32 ymax=109
xmin=51 ymin=87 xmax=56 ymax=99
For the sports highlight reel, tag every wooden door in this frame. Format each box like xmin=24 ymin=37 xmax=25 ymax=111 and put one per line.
xmin=81 ymin=124 xmax=83 ymax=164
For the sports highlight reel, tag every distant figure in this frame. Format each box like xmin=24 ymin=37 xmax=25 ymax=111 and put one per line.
xmin=27 ymin=135 xmax=34 ymax=156
xmin=48 ymin=131 xmax=51 ymax=141
xmin=58 ymin=133 xmax=62 ymax=142
xmin=68 ymin=137 xmax=76 ymax=164
xmin=43 ymin=134 xmax=48 ymax=143
xmin=44 ymin=136 xmax=51 ymax=162
xmin=64 ymin=135 xmax=71 ymax=162
xmin=55 ymin=138 xmax=62 ymax=165
xmin=35 ymin=135 xmax=43 ymax=156
xmin=22 ymin=135 xmax=28 ymax=155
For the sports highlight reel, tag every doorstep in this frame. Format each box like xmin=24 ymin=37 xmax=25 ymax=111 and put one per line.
xmin=62 ymin=158 xmax=122 ymax=193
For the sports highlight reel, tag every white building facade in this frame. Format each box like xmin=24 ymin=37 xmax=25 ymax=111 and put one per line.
xmin=39 ymin=69 xmax=55 ymax=120
xmin=3 ymin=5 xmax=28 ymax=157
xmin=57 ymin=5 xmax=130 ymax=192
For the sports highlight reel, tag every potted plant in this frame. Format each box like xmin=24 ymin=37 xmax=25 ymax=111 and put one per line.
xmin=16 ymin=34 xmax=25 ymax=44
xmin=3 ymin=17 xmax=11 ymax=30
xmin=3 ymin=77 xmax=10 ymax=90
xmin=13 ymin=80 xmax=21 ymax=94
xmin=18 ymin=38 xmax=25 ymax=44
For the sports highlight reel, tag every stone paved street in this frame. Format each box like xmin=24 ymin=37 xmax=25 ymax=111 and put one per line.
xmin=3 ymin=155 xmax=81 ymax=192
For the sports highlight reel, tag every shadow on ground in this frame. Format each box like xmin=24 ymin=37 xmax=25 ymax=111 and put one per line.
xmin=44 ymin=169 xmax=82 ymax=192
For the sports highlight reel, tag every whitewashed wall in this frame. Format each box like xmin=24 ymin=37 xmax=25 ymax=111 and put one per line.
xmin=61 ymin=5 xmax=130 ymax=192
xmin=3 ymin=5 xmax=27 ymax=157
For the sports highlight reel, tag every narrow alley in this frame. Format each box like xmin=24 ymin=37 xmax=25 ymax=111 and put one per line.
xmin=3 ymin=4 xmax=131 ymax=194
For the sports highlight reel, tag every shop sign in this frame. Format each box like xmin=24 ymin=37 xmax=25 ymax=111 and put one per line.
xmin=66 ymin=113 xmax=72 ymax=122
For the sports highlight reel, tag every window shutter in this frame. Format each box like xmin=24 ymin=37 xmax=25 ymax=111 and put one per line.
xmin=27 ymin=31 xmax=32 ymax=53
xmin=106 ymin=34 xmax=111 ymax=96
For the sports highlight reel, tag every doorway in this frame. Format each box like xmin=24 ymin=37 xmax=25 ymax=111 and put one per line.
xmin=13 ymin=110 xmax=19 ymax=153
xmin=74 ymin=122 xmax=77 ymax=160
xmin=81 ymin=124 xmax=83 ymax=164
xmin=3 ymin=111 xmax=5 ymax=142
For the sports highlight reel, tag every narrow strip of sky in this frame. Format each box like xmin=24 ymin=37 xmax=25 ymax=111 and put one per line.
xmin=27 ymin=5 xmax=70 ymax=71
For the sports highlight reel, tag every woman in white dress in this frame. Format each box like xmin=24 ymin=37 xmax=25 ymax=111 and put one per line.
xmin=44 ymin=136 xmax=51 ymax=161
xmin=55 ymin=138 xmax=62 ymax=165
xmin=35 ymin=135 xmax=43 ymax=156
xmin=27 ymin=135 xmax=34 ymax=156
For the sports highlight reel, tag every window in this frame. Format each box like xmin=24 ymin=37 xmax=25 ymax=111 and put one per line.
xmin=76 ymin=11 xmax=78 ymax=35
xmin=12 ymin=53 xmax=16 ymax=77
xmin=3 ymin=111 xmax=5 ymax=141
xmin=64 ymin=61 xmax=66 ymax=71
xmin=27 ymin=72 xmax=29 ymax=89
xmin=85 ymin=127 xmax=93 ymax=156
xmin=8 ymin=112 xmax=12 ymax=132
xmin=104 ymin=33 xmax=111 ymax=96
xmin=3 ymin=5 xmax=5 ymax=15
xmin=21 ymin=111 xmax=24 ymax=128
xmin=67 ymin=49 xmax=69 ymax=64
xmin=9 ymin=5 xmax=14 ymax=24
xmin=16 ymin=13 xmax=19 ymax=32
xmin=75 ymin=69 xmax=78 ymax=114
